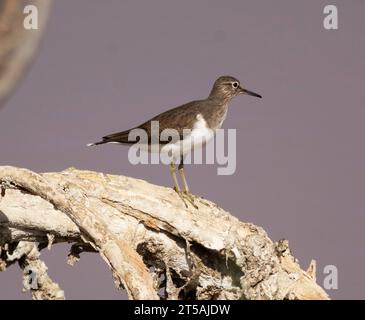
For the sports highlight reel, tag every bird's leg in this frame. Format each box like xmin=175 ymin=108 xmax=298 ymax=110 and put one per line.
xmin=169 ymin=162 xmax=180 ymax=192
xmin=178 ymin=161 xmax=189 ymax=193
xmin=169 ymin=162 xmax=188 ymax=208
xmin=178 ymin=158 xmax=198 ymax=209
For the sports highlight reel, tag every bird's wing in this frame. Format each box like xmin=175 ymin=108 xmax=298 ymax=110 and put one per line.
xmin=141 ymin=100 xmax=204 ymax=144
xmin=99 ymin=100 xmax=203 ymax=145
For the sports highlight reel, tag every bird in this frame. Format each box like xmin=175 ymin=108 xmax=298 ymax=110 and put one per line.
xmin=88 ymin=76 xmax=262 ymax=208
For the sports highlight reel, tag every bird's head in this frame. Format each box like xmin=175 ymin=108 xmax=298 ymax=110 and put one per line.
xmin=209 ymin=76 xmax=262 ymax=102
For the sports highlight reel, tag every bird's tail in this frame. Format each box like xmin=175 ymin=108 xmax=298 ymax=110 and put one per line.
xmin=87 ymin=129 xmax=132 ymax=147
xmin=86 ymin=140 xmax=106 ymax=147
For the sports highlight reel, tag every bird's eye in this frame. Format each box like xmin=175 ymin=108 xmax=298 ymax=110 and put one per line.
xmin=232 ymin=82 xmax=239 ymax=88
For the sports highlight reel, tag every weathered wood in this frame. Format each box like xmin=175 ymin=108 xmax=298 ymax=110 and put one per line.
xmin=0 ymin=166 xmax=329 ymax=300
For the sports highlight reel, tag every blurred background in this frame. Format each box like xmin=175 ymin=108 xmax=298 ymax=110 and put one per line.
xmin=0 ymin=0 xmax=364 ymax=299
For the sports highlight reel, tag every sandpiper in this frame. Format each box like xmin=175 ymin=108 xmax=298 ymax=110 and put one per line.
xmin=88 ymin=76 xmax=262 ymax=207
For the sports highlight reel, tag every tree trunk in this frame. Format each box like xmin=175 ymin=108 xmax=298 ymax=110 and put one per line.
xmin=0 ymin=166 xmax=329 ymax=300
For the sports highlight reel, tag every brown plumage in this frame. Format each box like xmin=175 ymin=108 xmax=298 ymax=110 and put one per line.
xmin=88 ymin=75 xmax=261 ymax=207
xmin=88 ymin=76 xmax=261 ymax=147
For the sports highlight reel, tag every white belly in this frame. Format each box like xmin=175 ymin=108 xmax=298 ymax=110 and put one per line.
xmin=161 ymin=113 xmax=214 ymax=160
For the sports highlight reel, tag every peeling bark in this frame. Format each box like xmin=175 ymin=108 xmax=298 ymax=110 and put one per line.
xmin=0 ymin=166 xmax=329 ymax=300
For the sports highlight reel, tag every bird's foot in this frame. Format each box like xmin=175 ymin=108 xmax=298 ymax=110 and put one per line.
xmin=182 ymin=191 xmax=199 ymax=209
xmin=173 ymin=187 xmax=198 ymax=209
xmin=173 ymin=186 xmax=189 ymax=208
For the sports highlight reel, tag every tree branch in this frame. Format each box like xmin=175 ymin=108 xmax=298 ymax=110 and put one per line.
xmin=0 ymin=166 xmax=157 ymax=299
xmin=8 ymin=241 xmax=65 ymax=299
xmin=0 ymin=166 xmax=329 ymax=300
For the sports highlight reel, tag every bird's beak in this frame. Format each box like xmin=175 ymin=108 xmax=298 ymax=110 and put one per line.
xmin=239 ymin=86 xmax=262 ymax=98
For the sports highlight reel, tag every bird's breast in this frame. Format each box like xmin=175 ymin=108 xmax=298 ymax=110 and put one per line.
xmin=202 ymin=103 xmax=228 ymax=130
xmin=216 ymin=107 xmax=228 ymax=129
xmin=160 ymin=113 xmax=214 ymax=158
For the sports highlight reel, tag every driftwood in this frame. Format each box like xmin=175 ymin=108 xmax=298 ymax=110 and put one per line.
xmin=0 ymin=0 xmax=52 ymax=107
xmin=0 ymin=166 xmax=329 ymax=300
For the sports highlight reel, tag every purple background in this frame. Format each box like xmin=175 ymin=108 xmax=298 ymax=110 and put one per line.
xmin=1 ymin=0 xmax=364 ymax=299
